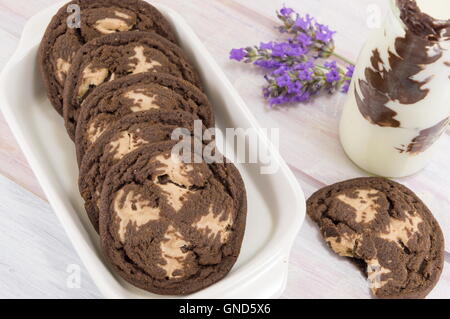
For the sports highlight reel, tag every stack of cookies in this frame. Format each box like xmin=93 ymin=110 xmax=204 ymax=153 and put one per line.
xmin=39 ymin=0 xmax=247 ymax=296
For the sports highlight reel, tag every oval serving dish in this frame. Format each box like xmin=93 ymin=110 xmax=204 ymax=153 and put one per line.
xmin=0 ymin=1 xmax=305 ymax=299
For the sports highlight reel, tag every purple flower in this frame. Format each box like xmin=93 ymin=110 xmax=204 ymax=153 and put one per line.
xmin=254 ymin=59 xmax=282 ymax=69
xmin=341 ymin=65 xmax=355 ymax=93
xmin=315 ymin=23 xmax=336 ymax=43
xmin=271 ymin=42 xmax=291 ymax=57
xmin=298 ymin=69 xmax=313 ymax=81
xmin=297 ymin=33 xmax=313 ymax=48
xmin=285 ymin=44 xmax=306 ymax=57
xmin=293 ymin=61 xmax=314 ymax=70
xmin=293 ymin=90 xmax=311 ymax=102
xmin=287 ymin=81 xmax=303 ymax=94
xmin=259 ymin=42 xmax=274 ymax=50
xmin=341 ymin=81 xmax=351 ymax=93
xmin=325 ymin=69 xmax=341 ymax=83
xmin=294 ymin=14 xmax=313 ymax=30
xmin=268 ymin=96 xmax=287 ymax=106
xmin=230 ymin=48 xmax=247 ymax=61
xmin=230 ymin=6 xmax=355 ymax=106
xmin=280 ymin=7 xmax=294 ymax=17
xmin=316 ymin=23 xmax=336 ymax=43
xmin=345 ymin=65 xmax=355 ymax=78
xmin=324 ymin=61 xmax=337 ymax=69
xmin=324 ymin=61 xmax=341 ymax=83
xmin=272 ymin=65 xmax=290 ymax=75
xmin=276 ymin=73 xmax=292 ymax=87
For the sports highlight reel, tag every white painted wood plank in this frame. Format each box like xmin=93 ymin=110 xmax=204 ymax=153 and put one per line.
xmin=0 ymin=175 xmax=102 ymax=299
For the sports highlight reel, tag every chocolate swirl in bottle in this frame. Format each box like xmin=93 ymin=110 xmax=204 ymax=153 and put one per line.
xmin=340 ymin=0 xmax=449 ymax=177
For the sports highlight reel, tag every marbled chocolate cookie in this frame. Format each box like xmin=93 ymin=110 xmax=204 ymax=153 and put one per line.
xmin=63 ymin=31 xmax=201 ymax=139
xmin=75 ymin=72 xmax=214 ymax=165
xmin=39 ymin=0 xmax=177 ymax=115
xmin=79 ymin=110 xmax=197 ymax=231
xmin=307 ymin=177 xmax=444 ymax=299
xmin=99 ymin=142 xmax=247 ymax=295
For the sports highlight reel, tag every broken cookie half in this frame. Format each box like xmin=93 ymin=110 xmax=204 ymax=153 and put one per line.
xmin=307 ymin=177 xmax=444 ymax=299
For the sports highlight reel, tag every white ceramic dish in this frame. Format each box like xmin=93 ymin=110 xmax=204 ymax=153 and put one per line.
xmin=0 ymin=1 xmax=305 ymax=299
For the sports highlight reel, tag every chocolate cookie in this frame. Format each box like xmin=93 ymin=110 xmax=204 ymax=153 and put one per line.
xmin=307 ymin=177 xmax=444 ymax=299
xmin=39 ymin=0 xmax=177 ymax=115
xmin=79 ymin=110 xmax=198 ymax=231
xmin=75 ymin=72 xmax=214 ymax=165
xmin=63 ymin=31 xmax=202 ymax=139
xmin=99 ymin=142 xmax=247 ymax=295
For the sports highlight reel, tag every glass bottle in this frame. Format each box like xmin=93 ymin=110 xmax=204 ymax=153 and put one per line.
xmin=339 ymin=0 xmax=450 ymax=177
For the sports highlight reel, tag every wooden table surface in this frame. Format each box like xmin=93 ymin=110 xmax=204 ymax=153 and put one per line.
xmin=0 ymin=0 xmax=448 ymax=299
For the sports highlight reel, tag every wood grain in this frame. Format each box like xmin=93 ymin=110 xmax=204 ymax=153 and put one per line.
xmin=0 ymin=0 xmax=448 ymax=299
xmin=0 ymin=175 xmax=101 ymax=299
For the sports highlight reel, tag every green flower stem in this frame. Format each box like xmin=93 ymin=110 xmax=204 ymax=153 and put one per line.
xmin=329 ymin=52 xmax=354 ymax=66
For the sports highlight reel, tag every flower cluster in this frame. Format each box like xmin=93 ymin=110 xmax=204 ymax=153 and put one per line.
xmin=230 ymin=6 xmax=354 ymax=106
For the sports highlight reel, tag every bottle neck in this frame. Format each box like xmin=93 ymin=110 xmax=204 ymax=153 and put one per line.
xmin=392 ymin=0 xmax=450 ymax=43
